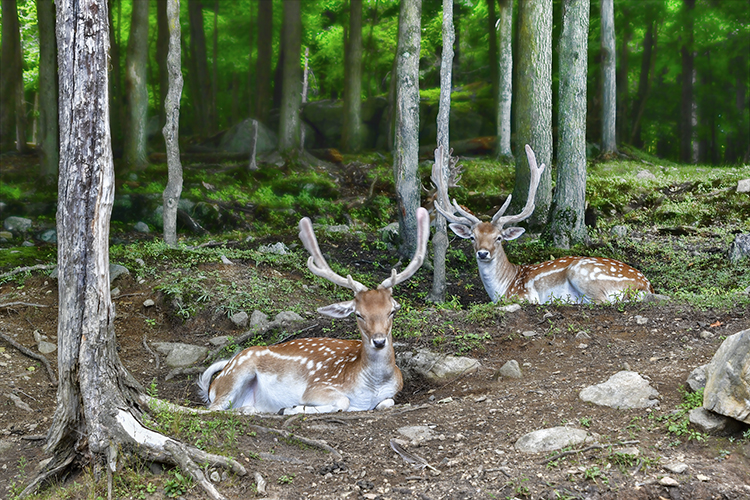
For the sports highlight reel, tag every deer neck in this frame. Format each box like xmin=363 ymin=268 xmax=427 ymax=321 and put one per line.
xmin=478 ymin=247 xmax=520 ymax=302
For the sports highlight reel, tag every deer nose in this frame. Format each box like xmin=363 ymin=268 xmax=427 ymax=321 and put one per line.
xmin=372 ymin=338 xmax=387 ymax=349
xmin=477 ymin=250 xmax=490 ymax=260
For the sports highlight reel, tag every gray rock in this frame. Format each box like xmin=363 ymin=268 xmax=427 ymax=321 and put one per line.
xmin=579 ymin=371 xmax=660 ymax=409
xmin=250 ymin=310 xmax=270 ymax=329
xmin=663 ymin=461 xmax=689 ymax=474
xmin=737 ymin=179 xmax=750 ymax=193
xmin=0 ymin=230 xmax=12 ymax=240
xmin=396 ymin=349 xmax=480 ymax=383
xmin=21 ymin=240 xmax=34 ymax=247
xmin=133 ymin=221 xmax=150 ymax=233
xmin=729 ymin=234 xmax=750 ymax=263
xmin=38 ymin=340 xmax=57 ymax=354
xmin=610 ymin=225 xmax=629 ymax=238
xmin=152 ymin=342 xmax=209 ymax=368
xmin=515 ymin=426 xmax=595 ymax=453
xmin=38 ymin=229 xmax=57 ymax=243
xmin=397 ymin=425 xmax=436 ymax=443
xmin=702 ymin=328 xmax=750 ymax=423
xmin=686 ymin=365 xmax=707 ymax=393
xmin=379 ymin=222 xmax=400 ymax=244
xmin=230 ymin=311 xmax=249 ymax=328
xmin=324 ymin=224 xmax=350 ymax=233
xmin=209 ymin=336 xmax=230 ymax=347
xmin=143 ymin=299 xmax=155 ymax=308
xmin=3 ymin=216 xmax=32 ymax=234
xmin=110 ymin=264 xmax=130 ymax=282
xmin=257 ymin=242 xmax=289 ymax=255
xmin=218 ymin=118 xmax=278 ymax=154
xmin=634 ymin=315 xmax=649 ymax=325
xmin=688 ymin=407 xmax=744 ymax=435
xmin=497 ymin=303 xmax=521 ymax=313
xmin=496 ymin=360 xmax=522 ymax=379
xmin=635 ymin=170 xmax=657 ymax=181
xmin=274 ymin=311 xmax=304 ymax=324
xmin=522 ymin=330 xmax=538 ymax=338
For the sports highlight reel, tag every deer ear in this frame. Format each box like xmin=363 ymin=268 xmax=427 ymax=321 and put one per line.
xmin=317 ymin=300 xmax=356 ymax=318
xmin=448 ymin=223 xmax=473 ymax=239
xmin=501 ymin=227 xmax=525 ymax=241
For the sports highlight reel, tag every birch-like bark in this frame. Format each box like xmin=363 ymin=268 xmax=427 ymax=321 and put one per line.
xmin=163 ymin=0 xmax=184 ymax=247
xmin=496 ymin=0 xmax=513 ymax=158
xmin=600 ymin=0 xmax=617 ymax=154
xmin=393 ymin=0 xmax=422 ymax=258
xmin=428 ymin=0 xmax=454 ymax=303
xmin=278 ymin=0 xmax=302 ymax=152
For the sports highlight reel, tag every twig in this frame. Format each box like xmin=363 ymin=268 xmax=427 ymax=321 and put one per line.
xmin=0 ymin=330 xmax=57 ymax=385
xmin=390 ymin=439 xmax=439 ymax=473
xmin=248 ymin=424 xmax=342 ymax=460
xmin=0 ymin=264 xmax=55 ymax=280
xmin=0 ymin=302 xmax=49 ymax=309
xmin=539 ymin=440 xmax=640 ymax=465
xmin=142 ymin=335 xmax=160 ymax=371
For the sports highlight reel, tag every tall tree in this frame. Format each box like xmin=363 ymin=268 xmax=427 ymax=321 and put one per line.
xmin=548 ymin=0 xmax=589 ymax=249
xmin=24 ymin=2 xmax=245 ymax=497
xmin=278 ymin=0 xmax=302 ymax=152
xmin=255 ymin=0 xmax=273 ymax=124
xmin=512 ymin=0 xmax=553 ymax=230
xmin=163 ymin=0 xmax=185 ymax=247
xmin=342 ymin=0 xmax=364 ymax=152
xmin=487 ymin=0 xmax=498 ymax=110
xmin=428 ymin=0 xmax=455 ymax=304
xmin=679 ymin=0 xmax=697 ymax=163
xmin=393 ymin=0 xmax=422 ymax=259
xmin=37 ymin=0 xmax=59 ymax=182
xmin=0 ymin=0 xmax=26 ymax=152
xmin=157 ymin=0 xmax=170 ymax=129
xmin=600 ymin=0 xmax=617 ymax=154
xmin=107 ymin=0 xmax=124 ymax=152
xmin=496 ymin=0 xmax=513 ymax=159
xmin=188 ymin=0 xmax=212 ymax=136
xmin=124 ymin=0 xmax=150 ymax=170
xmin=616 ymin=8 xmax=632 ymax=147
xmin=629 ymin=14 xmax=658 ymax=147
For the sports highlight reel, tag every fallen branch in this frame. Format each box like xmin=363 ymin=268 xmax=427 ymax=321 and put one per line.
xmin=248 ymin=424 xmax=342 ymax=460
xmin=539 ymin=440 xmax=640 ymax=465
xmin=0 ymin=330 xmax=57 ymax=385
xmin=0 ymin=302 xmax=49 ymax=309
xmin=142 ymin=335 xmax=160 ymax=371
xmin=0 ymin=264 xmax=55 ymax=280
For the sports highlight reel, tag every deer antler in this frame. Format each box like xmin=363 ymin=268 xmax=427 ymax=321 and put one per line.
xmin=298 ymin=218 xmax=368 ymax=294
xmin=431 ymin=146 xmax=480 ymax=226
xmin=379 ymin=207 xmax=430 ymax=289
xmin=492 ymin=144 xmax=545 ymax=228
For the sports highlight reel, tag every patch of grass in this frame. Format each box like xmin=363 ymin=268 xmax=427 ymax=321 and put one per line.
xmin=656 ymin=386 xmax=708 ymax=444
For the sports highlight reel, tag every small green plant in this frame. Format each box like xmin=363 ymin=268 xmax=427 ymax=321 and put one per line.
xmin=453 ymin=332 xmax=491 ymax=354
xmin=579 ymin=417 xmax=592 ymax=428
xmin=277 ymin=473 xmax=295 ymax=484
xmin=582 ymin=465 xmax=608 ymax=484
xmin=658 ymin=386 xmax=708 ymax=443
xmin=164 ymin=470 xmax=192 ymax=497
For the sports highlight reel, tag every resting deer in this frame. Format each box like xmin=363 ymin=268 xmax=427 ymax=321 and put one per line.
xmin=198 ymin=207 xmax=430 ymax=414
xmin=433 ymin=144 xmax=653 ymax=304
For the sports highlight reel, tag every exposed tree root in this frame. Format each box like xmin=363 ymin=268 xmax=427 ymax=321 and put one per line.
xmin=0 ymin=264 xmax=55 ymax=280
xmin=19 ymin=448 xmax=76 ymax=498
xmin=0 ymin=330 xmax=58 ymax=385
xmin=0 ymin=301 xmax=49 ymax=308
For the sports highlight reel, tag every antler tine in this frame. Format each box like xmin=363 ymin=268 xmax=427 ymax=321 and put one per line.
xmin=298 ymin=217 xmax=368 ymax=294
xmin=431 ymin=147 xmax=479 ymax=226
xmin=493 ymin=144 xmax=545 ymax=228
xmin=380 ymin=207 xmax=430 ymax=289
xmin=490 ymin=194 xmax=513 ymax=224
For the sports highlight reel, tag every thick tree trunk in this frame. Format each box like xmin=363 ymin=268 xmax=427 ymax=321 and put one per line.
xmin=496 ymin=0 xmax=513 ymax=158
xmin=342 ymin=0 xmax=364 ymax=153
xmin=278 ymin=0 xmax=302 ymax=152
xmin=188 ymin=0 xmax=212 ymax=136
xmin=37 ymin=0 xmax=59 ymax=183
xmin=163 ymin=0 xmax=185 ymax=247
xmin=549 ymin=0 xmax=589 ymax=249
xmin=428 ymin=0 xmax=455 ymax=304
xmin=513 ymin=0 xmax=553 ymax=230
xmin=679 ymin=0 xmax=696 ymax=163
xmin=255 ymin=0 xmax=273 ymax=124
xmin=393 ymin=0 xmax=422 ymax=259
xmin=600 ymin=0 xmax=617 ymax=154
xmin=0 ymin=0 xmax=25 ymax=152
xmin=157 ymin=0 xmax=170 ymax=130
xmin=124 ymin=0 xmax=150 ymax=171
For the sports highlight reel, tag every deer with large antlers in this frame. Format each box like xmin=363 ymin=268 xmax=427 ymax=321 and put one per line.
xmin=433 ymin=145 xmax=653 ymax=304
xmin=198 ymin=207 xmax=430 ymax=414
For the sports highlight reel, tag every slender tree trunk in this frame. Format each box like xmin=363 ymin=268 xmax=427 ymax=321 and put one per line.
xmin=679 ymin=0 xmax=696 ymax=163
xmin=37 ymin=0 xmax=59 ymax=183
xmin=487 ymin=0 xmax=498 ymax=113
xmin=157 ymin=0 xmax=169 ymax=130
xmin=600 ymin=0 xmax=617 ymax=154
xmin=124 ymin=0 xmax=150 ymax=171
xmin=549 ymin=0 xmax=589 ymax=249
xmin=255 ymin=0 xmax=273 ymax=123
xmin=0 ymin=0 xmax=25 ymax=152
xmin=513 ymin=0 xmax=553 ymax=230
xmin=188 ymin=0 xmax=212 ymax=136
xmin=393 ymin=0 xmax=422 ymax=259
xmin=629 ymin=18 xmax=656 ymax=147
xmin=108 ymin=0 xmax=124 ymax=154
xmin=428 ymin=0 xmax=455 ymax=304
xmin=363 ymin=1 xmax=380 ymax=97
xmin=496 ymin=0 xmax=513 ymax=158
xmin=343 ymin=0 xmax=364 ymax=153
xmin=278 ymin=0 xmax=302 ymax=152
xmin=163 ymin=0 xmax=185 ymax=247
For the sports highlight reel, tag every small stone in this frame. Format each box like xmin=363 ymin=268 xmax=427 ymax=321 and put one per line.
xmin=210 ymin=471 xmax=220 ymax=482
xmin=664 ymin=462 xmax=688 ymax=474
xmin=497 ymin=304 xmax=521 ymax=313
xmin=143 ymin=299 xmax=155 ymax=308
xmin=737 ymin=179 xmax=750 ymax=193
xmin=659 ymin=476 xmax=679 ymax=487
xmin=230 ymin=311 xmax=249 ymax=328
xmin=220 ymin=255 xmax=233 ymax=265
xmin=634 ymin=315 xmax=649 ymax=325
xmin=696 ymin=474 xmax=710 ymax=482
xmin=522 ymin=330 xmax=537 ymax=337
xmin=133 ymin=221 xmax=150 ymax=233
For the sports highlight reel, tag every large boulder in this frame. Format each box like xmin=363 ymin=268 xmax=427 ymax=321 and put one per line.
xmin=579 ymin=371 xmax=659 ymax=409
xmin=218 ymin=118 xmax=278 ymax=154
xmin=702 ymin=328 xmax=750 ymax=424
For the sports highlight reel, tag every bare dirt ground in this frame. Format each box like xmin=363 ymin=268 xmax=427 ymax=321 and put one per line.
xmin=1 ymin=245 xmax=749 ymax=499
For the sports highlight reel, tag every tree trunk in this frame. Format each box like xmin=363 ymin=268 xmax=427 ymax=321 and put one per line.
xmin=157 ymin=0 xmax=169 ymax=130
xmin=23 ymin=3 xmax=245 ymax=497
xmin=549 ymin=0 xmax=589 ymax=249
xmin=163 ymin=0 xmax=185 ymax=247
xmin=513 ymin=0 xmax=553 ymax=230
xmin=629 ymin=18 xmax=656 ymax=147
xmin=255 ymin=0 xmax=273 ymax=124
xmin=600 ymin=0 xmax=617 ymax=154
xmin=278 ymin=0 xmax=302 ymax=152
xmin=616 ymin=10 xmax=630 ymax=148
xmin=679 ymin=0 xmax=696 ymax=163
xmin=496 ymin=0 xmax=513 ymax=158
xmin=0 ymin=0 xmax=25 ymax=152
xmin=428 ymin=0 xmax=455 ymax=304
xmin=108 ymin=0 xmax=124 ymax=154
xmin=124 ymin=0 xmax=150 ymax=171
xmin=342 ymin=0 xmax=364 ymax=153
xmin=37 ymin=0 xmax=59 ymax=183
xmin=487 ymin=0 xmax=498 ymax=114
xmin=188 ymin=0 xmax=212 ymax=136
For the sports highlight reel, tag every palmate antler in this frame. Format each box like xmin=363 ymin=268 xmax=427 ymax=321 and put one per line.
xmin=298 ymin=207 xmax=430 ymax=292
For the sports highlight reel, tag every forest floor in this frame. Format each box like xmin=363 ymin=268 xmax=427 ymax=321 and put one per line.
xmin=1 ymin=153 xmax=749 ymax=499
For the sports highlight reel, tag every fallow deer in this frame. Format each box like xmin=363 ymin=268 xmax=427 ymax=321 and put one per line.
xmin=433 ymin=144 xmax=653 ymax=304
xmin=198 ymin=207 xmax=430 ymax=414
